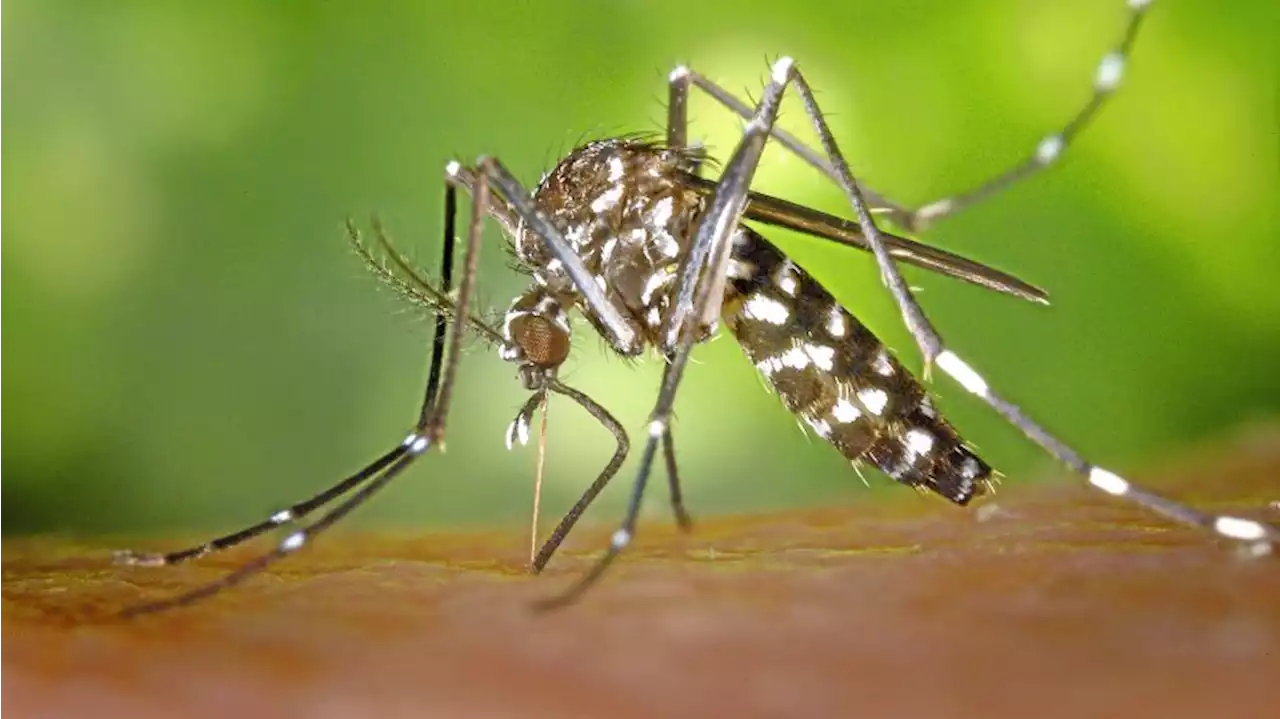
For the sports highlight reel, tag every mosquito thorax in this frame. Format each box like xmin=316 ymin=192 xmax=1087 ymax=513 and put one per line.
xmin=518 ymin=138 xmax=707 ymax=349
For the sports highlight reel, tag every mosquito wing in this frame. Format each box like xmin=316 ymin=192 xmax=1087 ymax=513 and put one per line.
xmin=681 ymin=174 xmax=1049 ymax=305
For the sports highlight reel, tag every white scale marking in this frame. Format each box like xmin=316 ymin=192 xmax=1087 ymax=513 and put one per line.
xmin=535 ymin=296 xmax=559 ymax=316
xmin=650 ymin=196 xmax=674 ymax=228
xmin=806 ymin=417 xmax=832 ymax=438
xmin=516 ymin=414 xmax=531 ymax=445
xmin=728 ymin=259 xmax=755 ymax=279
xmin=648 ymin=419 xmax=666 ymax=438
xmin=831 ymin=398 xmax=861 ymax=423
xmin=505 ymin=414 xmax=530 ymax=451
xmin=279 ymin=532 xmax=306 ymax=553
xmin=872 ymin=350 xmax=894 ymax=376
xmin=1214 ymin=516 xmax=1268 ymax=542
xmin=1035 ymin=135 xmax=1064 ymax=165
xmin=857 ymin=387 xmax=889 ymax=416
xmin=656 ymin=232 xmax=680 ymax=260
xmin=774 ymin=262 xmax=799 ymax=296
xmin=915 ymin=197 xmax=954 ymax=223
xmin=779 ymin=346 xmax=811 ymax=370
xmin=589 ymin=183 xmax=625 ymax=213
xmin=756 ymin=357 xmax=781 ymax=375
xmin=826 ymin=306 xmax=847 ymax=337
xmin=804 ymin=343 xmax=835 ymax=372
xmin=777 ymin=275 xmax=798 ymax=296
xmin=502 ymin=309 xmax=527 ymax=341
xmin=743 ymin=294 xmax=791 ymax=325
xmin=1095 ymin=52 xmax=1125 ymax=91
xmin=1088 ymin=466 xmax=1130 ymax=496
xmin=608 ymin=155 xmax=625 ymax=182
xmin=647 ymin=306 xmax=662 ymax=327
xmin=642 ymin=269 xmax=675 ymax=305
xmin=919 ymin=396 xmax=937 ymax=419
xmin=549 ymin=308 xmax=571 ymax=335
xmin=904 ymin=428 xmax=935 ymax=459
xmin=757 ymin=345 xmax=812 ymax=376
xmin=270 ymin=509 xmax=294 ymax=525
xmin=772 ymin=56 xmax=795 ymax=85
xmin=937 ymin=350 xmax=989 ymax=397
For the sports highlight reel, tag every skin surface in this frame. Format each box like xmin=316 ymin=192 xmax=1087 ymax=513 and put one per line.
xmin=5 ymin=427 xmax=1279 ymax=718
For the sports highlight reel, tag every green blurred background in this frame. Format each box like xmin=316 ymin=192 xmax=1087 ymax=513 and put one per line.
xmin=4 ymin=1 xmax=1278 ymax=539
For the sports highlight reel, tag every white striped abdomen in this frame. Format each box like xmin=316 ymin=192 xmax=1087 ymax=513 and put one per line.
xmin=722 ymin=227 xmax=989 ymax=504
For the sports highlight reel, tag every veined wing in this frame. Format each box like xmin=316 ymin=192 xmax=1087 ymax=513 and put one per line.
xmin=682 ymin=173 xmax=1049 ymax=305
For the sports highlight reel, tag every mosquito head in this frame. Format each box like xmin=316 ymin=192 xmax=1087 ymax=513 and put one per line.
xmin=501 ymin=287 xmax=574 ymax=390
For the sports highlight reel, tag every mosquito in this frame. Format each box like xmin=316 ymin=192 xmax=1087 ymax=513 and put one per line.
xmin=114 ymin=0 xmax=1276 ymax=615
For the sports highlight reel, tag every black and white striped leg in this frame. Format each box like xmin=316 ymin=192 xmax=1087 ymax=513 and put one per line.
xmin=112 ymin=446 xmax=406 ymax=569
xmin=907 ymin=0 xmax=1151 ymax=230
xmin=781 ymin=59 xmax=1278 ymax=551
xmin=667 ymin=0 xmax=1153 ymax=231
xmin=538 ymin=58 xmax=799 ymax=608
xmin=665 ymin=61 xmax=893 ymax=212
xmin=115 ymin=165 xmax=491 ymax=616
xmin=114 ymin=177 xmax=466 ymax=573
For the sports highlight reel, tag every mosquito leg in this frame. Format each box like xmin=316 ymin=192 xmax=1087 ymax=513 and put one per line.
xmin=118 ymin=166 xmax=491 ymax=615
xmin=666 ymin=61 xmax=897 ymax=213
xmin=782 ymin=61 xmax=1278 ymax=550
xmin=415 ymin=163 xmax=487 ymax=440
xmin=116 ymin=172 xmax=466 ymax=570
xmin=530 ymin=381 xmax=629 ymax=573
xmin=660 ymin=353 xmax=692 ymax=532
xmin=113 ymin=446 xmax=407 ymax=567
xmin=907 ymin=1 xmax=1150 ymax=230
xmin=667 ymin=65 xmax=691 ymax=150
xmin=120 ymin=446 xmax=426 ymax=617
xmin=536 ymin=58 xmax=799 ymax=609
xmin=662 ymin=427 xmax=693 ymax=531
xmin=675 ymin=1 xmax=1151 ymax=231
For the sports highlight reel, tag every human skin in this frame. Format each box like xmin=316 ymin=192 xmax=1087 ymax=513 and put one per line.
xmin=5 ymin=427 xmax=1279 ymax=719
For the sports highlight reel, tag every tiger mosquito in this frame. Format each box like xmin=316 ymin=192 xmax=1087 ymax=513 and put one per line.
xmin=115 ymin=0 xmax=1276 ymax=615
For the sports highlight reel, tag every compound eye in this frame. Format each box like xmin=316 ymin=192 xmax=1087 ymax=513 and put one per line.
xmin=509 ymin=314 xmax=571 ymax=369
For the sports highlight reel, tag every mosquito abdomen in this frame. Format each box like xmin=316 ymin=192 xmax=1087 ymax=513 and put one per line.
xmin=722 ymin=227 xmax=990 ymax=504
